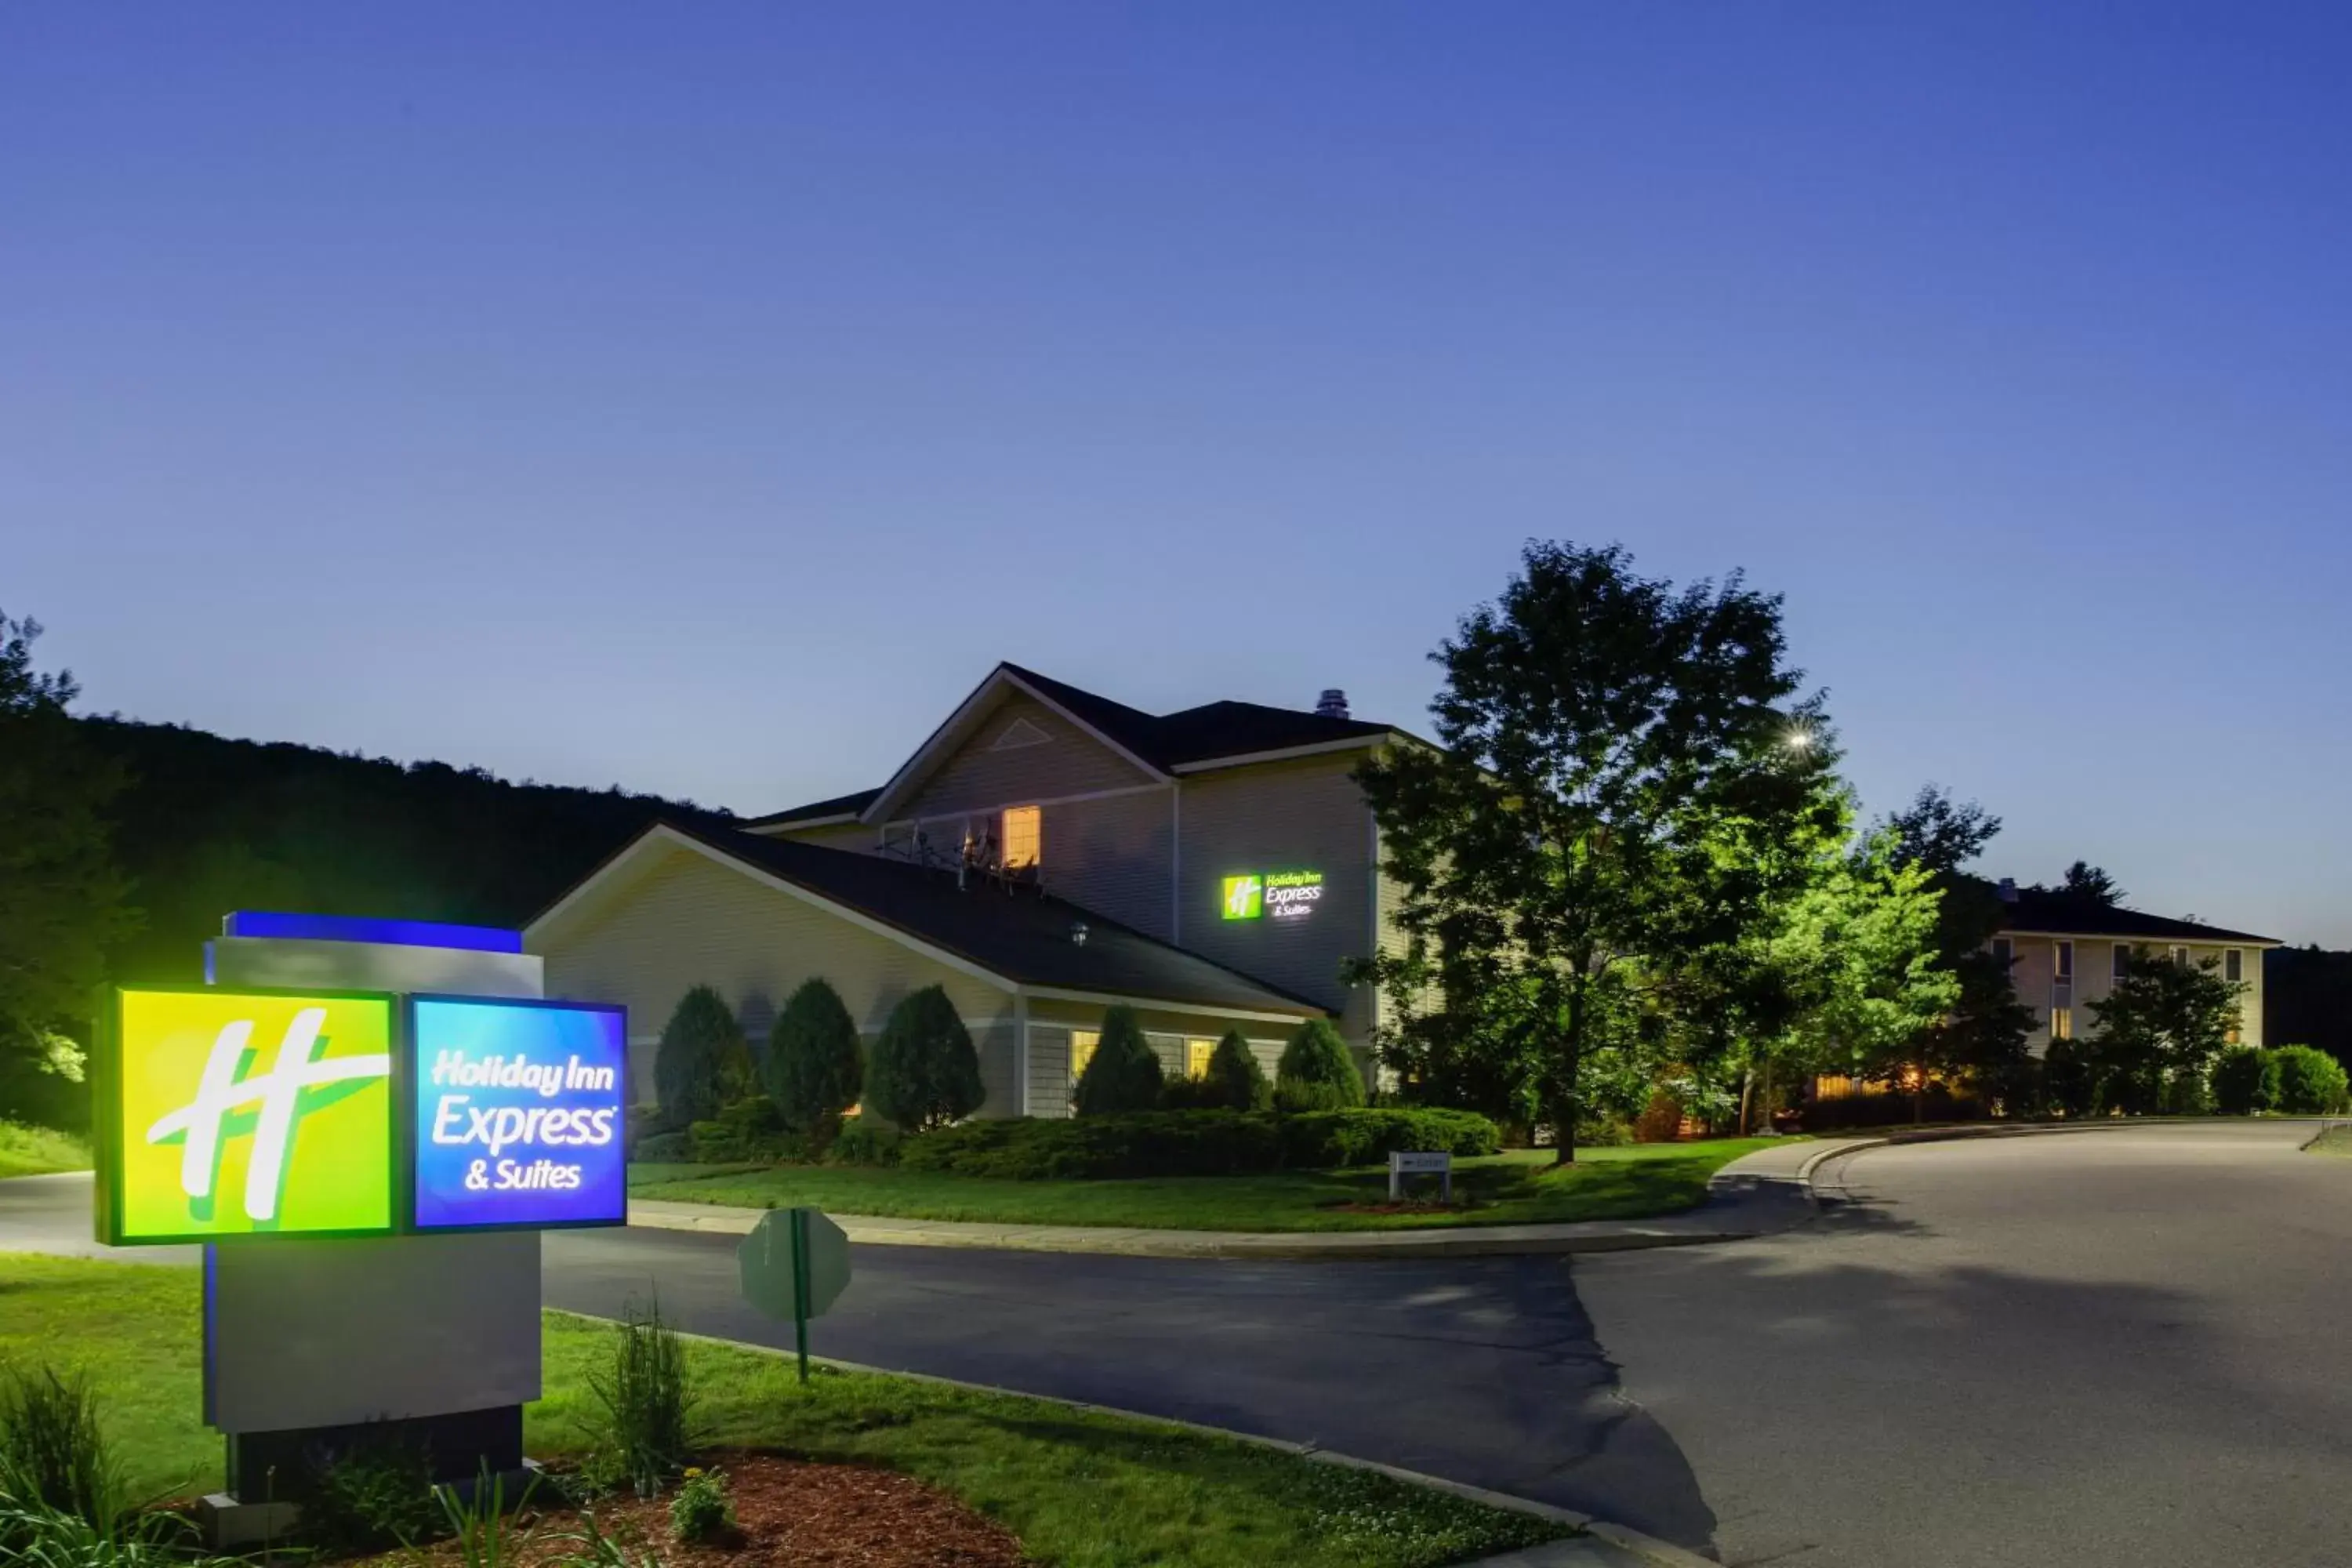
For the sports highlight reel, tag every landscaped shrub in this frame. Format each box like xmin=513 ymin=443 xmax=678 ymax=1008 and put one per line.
xmin=299 ymin=1438 xmax=437 ymax=1555
xmin=0 ymin=1363 xmax=117 ymax=1530
xmin=586 ymin=1295 xmax=694 ymax=1497
xmin=1073 ymin=1006 xmax=1163 ymax=1116
xmin=2270 ymin=1045 xmax=2350 ymax=1113
xmin=1276 ymin=1018 xmax=1365 ymax=1111
xmin=632 ymin=1129 xmax=691 ymax=1163
xmin=764 ymin=978 xmax=863 ymax=1142
xmin=864 ymin=986 xmax=985 ymax=1133
xmin=2212 ymin=1047 xmax=2279 ymax=1115
xmin=2042 ymin=1036 xmax=2100 ymax=1119
xmin=653 ymin=985 xmax=754 ymax=1130
xmin=669 ymin=1465 xmax=737 ymax=1545
xmin=1201 ymin=1030 xmax=1272 ymax=1112
xmin=898 ymin=1106 xmax=1501 ymax=1181
xmin=826 ymin=1117 xmax=902 ymax=1167
xmin=686 ymin=1096 xmax=804 ymax=1164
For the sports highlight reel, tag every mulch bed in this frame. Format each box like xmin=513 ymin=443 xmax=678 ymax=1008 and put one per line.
xmin=423 ymin=1454 xmax=1026 ymax=1568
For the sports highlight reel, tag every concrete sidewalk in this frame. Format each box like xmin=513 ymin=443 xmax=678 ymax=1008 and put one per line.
xmin=628 ymin=1136 xmax=1879 ymax=1260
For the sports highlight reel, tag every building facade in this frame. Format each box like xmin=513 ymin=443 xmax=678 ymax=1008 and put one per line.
xmin=525 ymin=664 xmax=1414 ymax=1119
xmin=1991 ymin=883 xmax=2281 ymax=1054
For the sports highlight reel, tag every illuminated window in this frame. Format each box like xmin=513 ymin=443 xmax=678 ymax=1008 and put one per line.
xmin=1069 ymin=1029 xmax=1098 ymax=1084
xmin=2049 ymin=1007 xmax=2073 ymax=1041
xmin=1186 ymin=1037 xmax=1218 ymax=1079
xmin=2054 ymin=942 xmax=2074 ymax=982
xmin=1003 ymin=805 xmax=1041 ymax=869
xmin=2225 ymin=949 xmax=2244 ymax=985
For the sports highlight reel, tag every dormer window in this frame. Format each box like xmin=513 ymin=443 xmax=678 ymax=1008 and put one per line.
xmin=1003 ymin=805 xmax=1041 ymax=869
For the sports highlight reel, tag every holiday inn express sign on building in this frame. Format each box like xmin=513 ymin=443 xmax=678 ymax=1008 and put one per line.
xmin=1221 ymin=869 xmax=1324 ymax=922
xmin=97 ymin=985 xmax=627 ymax=1246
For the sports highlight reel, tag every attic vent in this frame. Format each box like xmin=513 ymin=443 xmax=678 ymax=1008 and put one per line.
xmin=990 ymin=717 xmax=1053 ymax=751
xmin=1315 ymin=688 xmax=1349 ymax=720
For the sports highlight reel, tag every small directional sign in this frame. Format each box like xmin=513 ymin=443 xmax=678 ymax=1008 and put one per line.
xmin=738 ymin=1207 xmax=851 ymax=1380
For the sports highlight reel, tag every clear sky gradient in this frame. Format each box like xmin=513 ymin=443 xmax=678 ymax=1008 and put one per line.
xmin=7 ymin=5 xmax=2349 ymax=942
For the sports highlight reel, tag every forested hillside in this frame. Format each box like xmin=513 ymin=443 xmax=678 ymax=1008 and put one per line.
xmin=85 ymin=717 xmax=731 ymax=984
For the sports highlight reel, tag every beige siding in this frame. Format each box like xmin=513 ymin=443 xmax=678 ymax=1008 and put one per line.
xmin=902 ymin=695 xmax=1156 ymax=819
xmin=1176 ymin=753 xmax=1377 ymax=1039
xmin=1027 ymin=1027 xmax=1073 ymax=1118
xmin=1030 ymin=788 xmax=1175 ymax=939
xmin=973 ymin=1022 xmax=1019 ymax=1118
xmin=2005 ymin=934 xmax=2268 ymax=1054
xmin=532 ymin=847 xmax=1017 ymax=1115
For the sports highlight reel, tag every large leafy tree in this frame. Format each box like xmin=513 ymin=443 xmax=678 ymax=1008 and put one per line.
xmin=1778 ymin=829 xmax=1960 ymax=1113
xmin=2085 ymin=949 xmax=2241 ymax=1112
xmin=0 ymin=612 xmax=136 ymax=1120
xmin=1356 ymin=541 xmax=1845 ymax=1160
xmin=1880 ymin=783 xmax=2034 ymax=1111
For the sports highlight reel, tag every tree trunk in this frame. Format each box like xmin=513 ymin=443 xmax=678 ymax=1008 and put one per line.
xmin=1553 ymin=979 xmax=1583 ymax=1166
xmin=1758 ymin=1055 xmax=1776 ymax=1135
xmin=1737 ymin=1066 xmax=1755 ymax=1138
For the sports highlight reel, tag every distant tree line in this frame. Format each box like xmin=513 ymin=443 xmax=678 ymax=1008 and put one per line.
xmin=0 ymin=604 xmax=726 ymax=1124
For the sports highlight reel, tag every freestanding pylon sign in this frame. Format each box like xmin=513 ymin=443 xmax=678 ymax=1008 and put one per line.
xmin=91 ymin=913 xmax=630 ymax=1547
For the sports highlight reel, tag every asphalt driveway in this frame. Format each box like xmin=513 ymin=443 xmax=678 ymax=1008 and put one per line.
xmin=9 ymin=1121 xmax=2352 ymax=1566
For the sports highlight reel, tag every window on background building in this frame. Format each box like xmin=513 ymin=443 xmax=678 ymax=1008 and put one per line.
xmin=1002 ymin=805 xmax=1041 ymax=869
xmin=2172 ymin=945 xmax=2190 ymax=967
xmin=1991 ymin=937 xmax=2013 ymax=968
xmin=2226 ymin=949 xmax=2244 ymax=984
xmin=1069 ymin=1029 xmax=1098 ymax=1084
xmin=2049 ymin=1007 xmax=2074 ymax=1041
xmin=2113 ymin=943 xmax=2131 ymax=981
xmin=2055 ymin=941 xmax=2074 ymax=982
xmin=1185 ymin=1037 xmax=1217 ymax=1079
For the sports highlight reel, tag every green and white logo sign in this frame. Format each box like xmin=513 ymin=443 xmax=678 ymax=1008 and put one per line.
xmin=1221 ymin=874 xmax=1264 ymax=920
xmin=100 ymin=987 xmax=397 ymax=1245
xmin=1221 ymin=869 xmax=1323 ymax=921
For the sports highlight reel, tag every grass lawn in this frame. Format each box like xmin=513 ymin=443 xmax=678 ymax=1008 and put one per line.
xmin=0 ymin=1253 xmax=1565 ymax=1568
xmin=632 ymin=1136 xmax=1795 ymax=1231
xmin=2306 ymin=1127 xmax=2352 ymax=1156
xmin=0 ymin=1120 xmax=91 ymax=1178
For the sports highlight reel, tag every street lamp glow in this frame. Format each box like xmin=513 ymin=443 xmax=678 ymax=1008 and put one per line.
xmin=1784 ymin=726 xmax=1813 ymax=752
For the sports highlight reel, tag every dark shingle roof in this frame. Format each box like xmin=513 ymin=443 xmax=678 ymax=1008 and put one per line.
xmin=742 ymin=787 xmax=882 ymax=831
xmin=753 ymin=664 xmax=1403 ymax=826
xmin=637 ymin=819 xmax=1327 ymax=1016
xmin=1994 ymin=890 xmax=2279 ymax=946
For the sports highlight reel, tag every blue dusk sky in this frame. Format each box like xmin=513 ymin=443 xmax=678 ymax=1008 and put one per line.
xmin=6 ymin=5 xmax=2349 ymax=943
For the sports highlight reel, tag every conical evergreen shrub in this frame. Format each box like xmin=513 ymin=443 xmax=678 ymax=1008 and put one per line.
xmin=1276 ymin=1017 xmax=1366 ymax=1111
xmin=765 ymin=976 xmax=864 ymax=1135
xmin=654 ymin=985 xmax=753 ymax=1127
xmin=1073 ymin=1005 xmax=1163 ymax=1115
xmin=1202 ymin=1029 xmax=1272 ymax=1111
xmin=866 ymin=985 xmax=985 ymax=1132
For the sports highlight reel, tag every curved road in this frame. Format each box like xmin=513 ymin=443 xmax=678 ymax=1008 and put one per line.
xmin=1575 ymin=1120 xmax=2352 ymax=1566
xmin=7 ymin=1123 xmax=2350 ymax=1566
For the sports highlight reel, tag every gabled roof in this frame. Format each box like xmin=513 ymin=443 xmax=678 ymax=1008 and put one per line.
xmin=1994 ymin=889 xmax=2281 ymax=947
xmin=753 ymin=662 xmax=1407 ymax=830
xmin=526 ymin=818 xmax=1328 ymax=1021
xmin=742 ymin=787 xmax=882 ymax=832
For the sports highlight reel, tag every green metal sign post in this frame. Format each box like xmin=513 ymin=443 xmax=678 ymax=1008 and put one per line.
xmin=738 ymin=1207 xmax=851 ymax=1382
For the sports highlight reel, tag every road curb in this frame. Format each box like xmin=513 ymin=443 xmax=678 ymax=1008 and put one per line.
xmin=561 ymin=1310 xmax=1715 ymax=1568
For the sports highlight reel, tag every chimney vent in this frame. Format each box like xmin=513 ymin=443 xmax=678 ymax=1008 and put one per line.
xmin=1997 ymin=877 xmax=2019 ymax=903
xmin=1315 ymin=688 xmax=1350 ymax=720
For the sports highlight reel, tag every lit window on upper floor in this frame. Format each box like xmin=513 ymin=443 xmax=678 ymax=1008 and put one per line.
xmin=2049 ymin=1006 xmax=2074 ymax=1041
xmin=1003 ymin=805 xmax=1041 ymax=869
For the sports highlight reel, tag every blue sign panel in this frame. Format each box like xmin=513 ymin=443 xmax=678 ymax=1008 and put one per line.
xmin=408 ymin=996 xmax=628 ymax=1231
